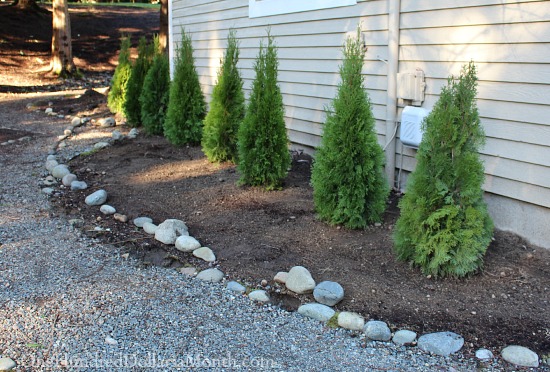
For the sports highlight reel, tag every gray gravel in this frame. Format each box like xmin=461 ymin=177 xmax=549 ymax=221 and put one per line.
xmin=0 ymin=92 xmax=516 ymax=371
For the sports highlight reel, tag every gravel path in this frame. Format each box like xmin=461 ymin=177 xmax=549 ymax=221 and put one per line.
xmin=0 ymin=91 xmax=502 ymax=371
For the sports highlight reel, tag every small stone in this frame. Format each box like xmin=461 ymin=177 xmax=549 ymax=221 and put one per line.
xmin=105 ymin=336 xmax=118 ymax=345
xmin=68 ymin=219 xmax=84 ymax=228
xmin=227 ymin=281 xmax=246 ymax=294
xmin=175 ymin=235 xmax=201 ymax=252
xmin=154 ymin=219 xmax=188 ymax=245
xmin=45 ymin=107 xmax=53 ymax=114
xmin=43 ymin=175 xmax=57 ymax=186
xmin=142 ymin=222 xmax=158 ymax=234
xmin=63 ymin=128 xmax=72 ymax=136
xmin=62 ymin=173 xmax=77 ymax=187
xmin=364 ymin=320 xmax=391 ymax=341
xmin=249 ymin=290 xmax=270 ymax=303
xmin=393 ymin=330 xmax=417 ymax=345
xmin=41 ymin=187 xmax=54 ymax=195
xmin=18 ymin=136 xmax=31 ymax=142
xmin=127 ymin=128 xmax=139 ymax=139
xmin=58 ymin=141 xmax=66 ymax=148
xmin=274 ymin=271 xmax=288 ymax=284
xmin=71 ymin=181 xmax=88 ymax=190
xmin=298 ymin=303 xmax=335 ymax=322
xmin=85 ymin=189 xmax=108 ymax=206
xmin=100 ymin=205 xmax=116 ymax=215
xmin=475 ymin=348 xmax=494 ymax=360
xmin=417 ymin=332 xmax=464 ymax=356
xmin=113 ymin=213 xmax=128 ymax=223
xmin=313 ymin=281 xmax=344 ymax=306
xmin=45 ymin=158 xmax=59 ymax=171
xmin=501 ymin=345 xmax=539 ymax=367
xmin=285 ymin=266 xmax=316 ymax=294
xmin=179 ymin=267 xmax=197 ymax=276
xmin=133 ymin=217 xmax=153 ymax=227
xmin=46 ymin=154 xmax=57 ymax=161
xmin=7 ymin=140 xmax=15 ymax=144
xmin=112 ymin=130 xmax=124 ymax=141
xmin=94 ymin=142 xmax=110 ymax=150
xmin=71 ymin=117 xmax=82 ymax=126
xmin=0 ymin=142 xmax=8 ymax=146
xmin=196 ymin=268 xmax=224 ymax=283
xmin=193 ymin=247 xmax=216 ymax=262
xmin=261 ymin=279 xmax=268 ymax=287
xmin=337 ymin=312 xmax=365 ymax=331
xmin=0 ymin=357 xmax=16 ymax=371
xmin=51 ymin=164 xmax=70 ymax=179
xmin=121 ymin=253 xmax=130 ymax=259
xmin=99 ymin=117 xmax=116 ymax=127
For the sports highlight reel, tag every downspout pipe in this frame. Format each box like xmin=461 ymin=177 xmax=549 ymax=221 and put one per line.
xmin=384 ymin=0 xmax=401 ymax=188
xmin=168 ymin=0 xmax=174 ymax=79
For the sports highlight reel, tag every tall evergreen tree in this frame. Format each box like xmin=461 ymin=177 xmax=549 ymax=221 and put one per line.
xmin=393 ymin=62 xmax=493 ymax=278
xmin=124 ymin=35 xmax=157 ymax=127
xmin=107 ymin=36 xmax=132 ymax=114
xmin=237 ymin=32 xmax=290 ymax=190
xmin=164 ymin=29 xmax=206 ymax=145
xmin=311 ymin=29 xmax=388 ymax=228
xmin=140 ymin=53 xmax=170 ymax=135
xmin=202 ymin=30 xmax=245 ymax=163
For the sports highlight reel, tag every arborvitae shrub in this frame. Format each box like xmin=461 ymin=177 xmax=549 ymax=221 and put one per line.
xmin=107 ymin=36 xmax=132 ymax=114
xmin=393 ymin=62 xmax=493 ymax=278
xmin=124 ymin=36 xmax=156 ymax=127
xmin=202 ymin=30 xmax=245 ymax=163
xmin=311 ymin=29 xmax=388 ymax=228
xmin=140 ymin=53 xmax=170 ymax=135
xmin=164 ymin=29 xmax=206 ymax=145
xmin=237 ymin=33 xmax=290 ymax=190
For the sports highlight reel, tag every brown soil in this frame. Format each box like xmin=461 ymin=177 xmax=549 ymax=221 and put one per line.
xmin=1 ymin=4 xmax=549 ymax=360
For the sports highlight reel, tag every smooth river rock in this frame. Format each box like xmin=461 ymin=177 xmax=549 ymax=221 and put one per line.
xmin=285 ymin=266 xmax=316 ymax=294
xmin=298 ymin=303 xmax=335 ymax=322
xmin=85 ymin=189 xmax=108 ymax=206
xmin=313 ymin=281 xmax=344 ymax=306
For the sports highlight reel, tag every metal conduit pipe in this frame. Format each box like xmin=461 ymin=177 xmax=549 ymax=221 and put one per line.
xmin=384 ymin=0 xmax=401 ymax=188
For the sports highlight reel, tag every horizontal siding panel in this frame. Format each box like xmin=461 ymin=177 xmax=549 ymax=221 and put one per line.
xmin=482 ymin=138 xmax=550 ymax=168
xmin=401 ymin=2 xmax=550 ymax=28
xmin=401 ymin=0 xmax=543 ymax=13
xmin=400 ymin=22 xmax=550 ymax=45
xmin=482 ymin=155 xmax=550 ymax=188
xmin=484 ymin=175 xmax=550 ymax=208
xmin=483 ymin=119 xmax=550 ymax=147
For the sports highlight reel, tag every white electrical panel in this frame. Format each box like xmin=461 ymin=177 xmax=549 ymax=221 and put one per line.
xmin=400 ymin=106 xmax=429 ymax=148
xmin=397 ymin=69 xmax=426 ymax=106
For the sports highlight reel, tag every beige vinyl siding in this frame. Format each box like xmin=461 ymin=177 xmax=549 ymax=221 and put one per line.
xmin=396 ymin=0 xmax=550 ymax=210
xmin=172 ymin=0 xmax=390 ymax=150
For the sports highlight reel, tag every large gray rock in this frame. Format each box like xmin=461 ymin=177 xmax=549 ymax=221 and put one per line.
xmin=417 ymin=332 xmax=464 ymax=356
xmin=193 ymin=247 xmax=216 ymax=262
xmin=154 ymin=219 xmax=189 ymax=245
xmin=128 ymin=128 xmax=139 ymax=139
xmin=133 ymin=217 xmax=153 ymax=227
xmin=112 ymin=130 xmax=124 ymax=141
xmin=94 ymin=141 xmax=110 ymax=150
xmin=71 ymin=181 xmax=88 ymax=191
xmin=392 ymin=330 xmax=417 ymax=345
xmin=62 ymin=173 xmax=77 ymax=187
xmin=196 ymin=268 xmax=224 ymax=283
xmin=226 ymin=281 xmax=246 ymax=294
xmin=313 ymin=281 xmax=344 ymax=306
xmin=285 ymin=266 xmax=316 ymax=294
xmin=364 ymin=320 xmax=391 ymax=341
xmin=51 ymin=164 xmax=70 ymax=179
xmin=85 ymin=189 xmax=108 ymax=206
xmin=99 ymin=117 xmax=116 ymax=127
xmin=501 ymin=345 xmax=539 ymax=367
xmin=175 ymin=235 xmax=201 ymax=252
xmin=0 ymin=357 xmax=16 ymax=371
xmin=248 ymin=290 xmax=269 ymax=303
xmin=45 ymin=159 xmax=58 ymax=172
xmin=337 ymin=312 xmax=365 ymax=331
xmin=298 ymin=303 xmax=335 ymax=322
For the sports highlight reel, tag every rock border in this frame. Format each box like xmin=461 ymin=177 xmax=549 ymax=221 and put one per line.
xmin=30 ymin=109 xmax=543 ymax=371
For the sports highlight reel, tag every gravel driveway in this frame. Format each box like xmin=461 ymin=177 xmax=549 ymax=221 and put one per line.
xmin=0 ymin=91 xmax=494 ymax=371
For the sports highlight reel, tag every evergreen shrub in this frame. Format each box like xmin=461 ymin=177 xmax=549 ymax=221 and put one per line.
xmin=164 ymin=29 xmax=206 ymax=145
xmin=107 ymin=36 xmax=132 ymax=114
xmin=393 ymin=62 xmax=493 ymax=278
xmin=202 ymin=30 xmax=245 ymax=163
xmin=140 ymin=53 xmax=170 ymax=135
xmin=124 ymin=36 xmax=156 ymax=127
xmin=311 ymin=29 xmax=389 ymax=228
xmin=237 ymin=32 xmax=290 ymax=190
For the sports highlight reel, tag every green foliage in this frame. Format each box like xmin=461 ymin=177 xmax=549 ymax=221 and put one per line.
xmin=107 ymin=36 xmax=132 ymax=114
xmin=124 ymin=36 xmax=157 ymax=127
xmin=202 ymin=30 xmax=245 ymax=163
xmin=237 ymin=32 xmax=290 ymax=190
xmin=164 ymin=29 xmax=206 ymax=145
xmin=311 ymin=29 xmax=389 ymax=229
xmin=393 ymin=62 xmax=493 ymax=278
xmin=140 ymin=53 xmax=170 ymax=135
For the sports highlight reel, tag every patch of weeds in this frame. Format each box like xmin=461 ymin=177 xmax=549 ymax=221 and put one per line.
xmin=26 ymin=342 xmax=44 ymax=349
xmin=79 ymin=147 xmax=100 ymax=157
xmin=326 ymin=312 xmax=340 ymax=329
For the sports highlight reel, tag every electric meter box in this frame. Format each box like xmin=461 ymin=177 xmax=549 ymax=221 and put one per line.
xmin=400 ymin=106 xmax=429 ymax=148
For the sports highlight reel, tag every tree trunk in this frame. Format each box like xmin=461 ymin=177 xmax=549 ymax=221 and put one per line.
xmin=159 ymin=0 xmax=169 ymax=54
xmin=50 ymin=0 xmax=75 ymax=76
xmin=12 ymin=0 xmax=40 ymax=11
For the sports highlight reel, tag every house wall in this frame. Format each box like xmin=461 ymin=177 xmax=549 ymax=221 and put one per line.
xmin=171 ymin=0 xmax=550 ymax=249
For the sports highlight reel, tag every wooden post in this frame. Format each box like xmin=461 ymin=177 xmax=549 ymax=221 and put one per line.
xmin=51 ymin=0 xmax=74 ymax=76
